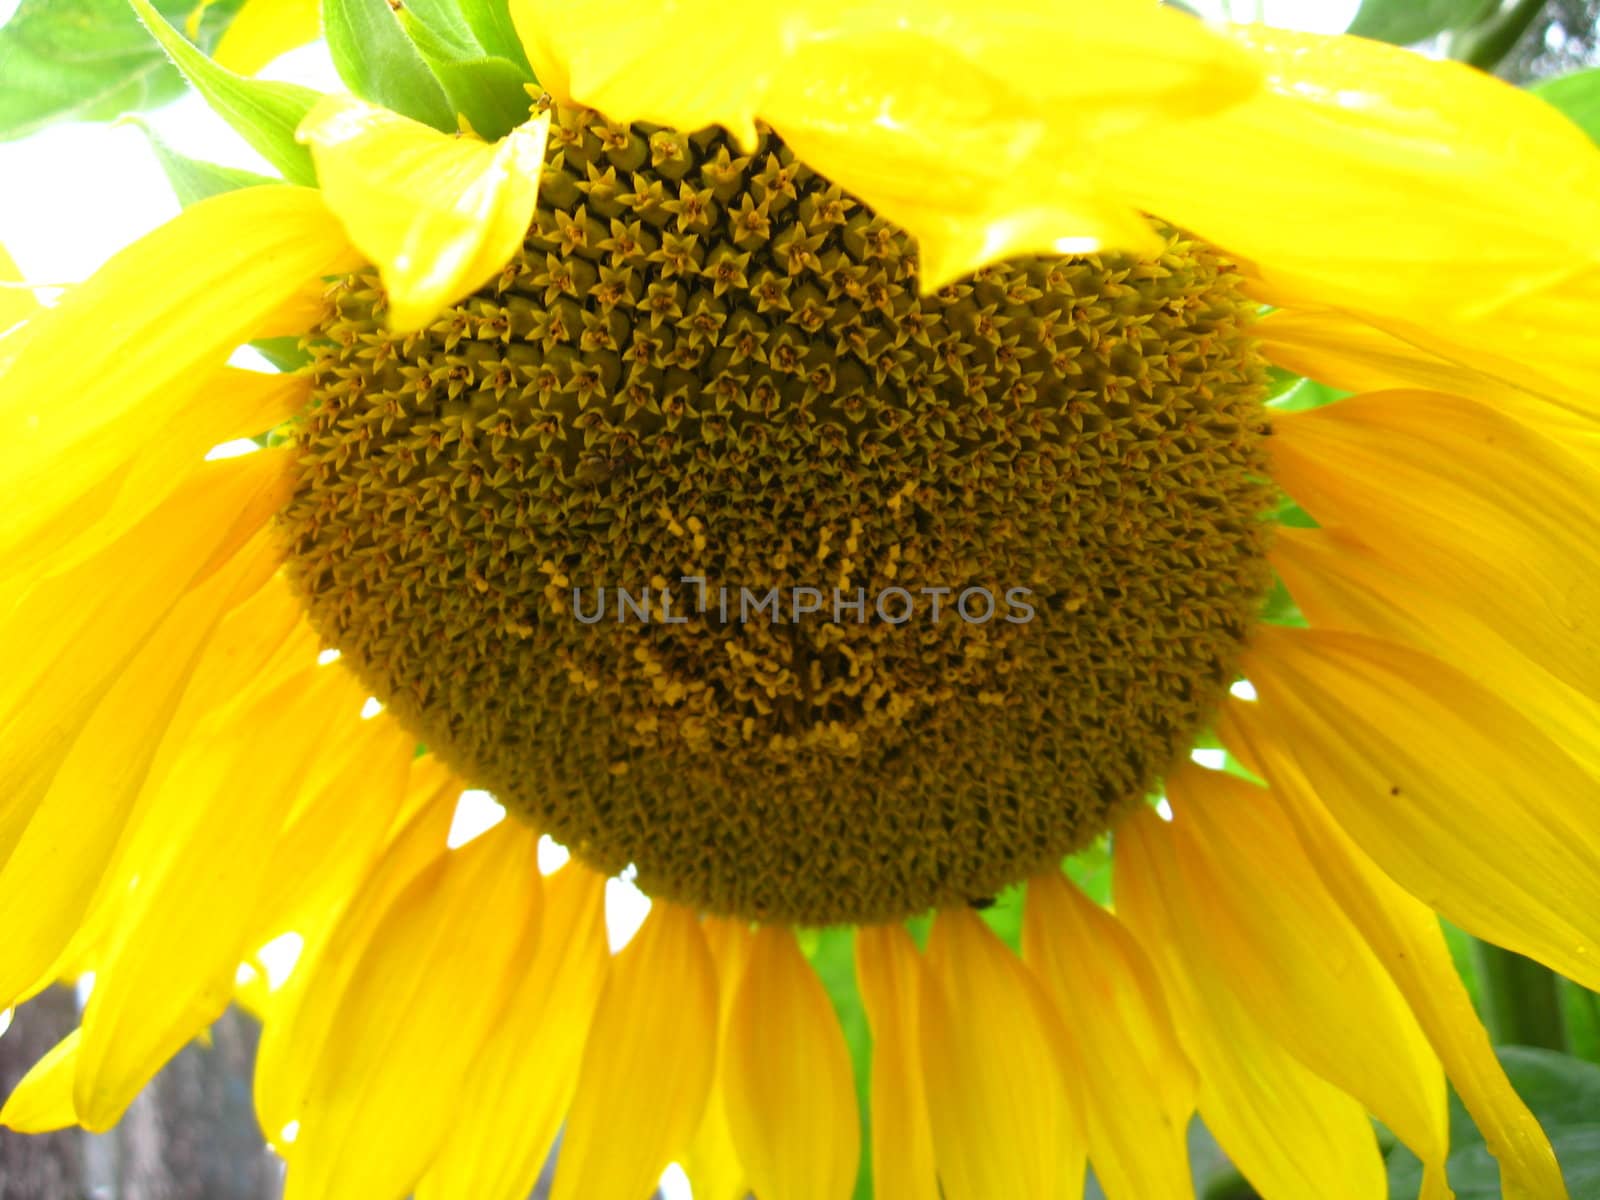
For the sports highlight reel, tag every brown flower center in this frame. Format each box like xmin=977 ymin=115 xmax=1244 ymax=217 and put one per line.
xmin=280 ymin=101 xmax=1273 ymax=925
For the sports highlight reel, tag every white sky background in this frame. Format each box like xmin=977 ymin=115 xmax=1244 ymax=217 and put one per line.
xmin=0 ymin=0 xmax=1361 ymax=282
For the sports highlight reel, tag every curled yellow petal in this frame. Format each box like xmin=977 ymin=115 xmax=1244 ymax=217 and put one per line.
xmin=1242 ymin=625 xmax=1600 ymax=992
xmin=855 ymin=925 xmax=937 ymax=1200
xmin=299 ymin=96 xmax=551 ymax=331
xmin=514 ymin=0 xmax=1254 ymax=285
xmin=723 ymin=926 xmax=860 ymax=1200
xmin=551 ymin=901 xmax=718 ymax=1200
xmin=213 ymin=0 xmax=321 ymax=75
xmin=1097 ymin=26 xmax=1600 ymax=402
xmin=1219 ymin=698 xmax=1569 ymax=1200
xmin=1023 ymin=873 xmax=1196 ymax=1200
xmin=0 ymin=1029 xmax=80 ymax=1133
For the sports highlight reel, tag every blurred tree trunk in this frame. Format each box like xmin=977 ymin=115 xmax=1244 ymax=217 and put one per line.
xmin=1 ymin=998 xmax=281 ymax=1200
xmin=1498 ymin=0 xmax=1600 ymax=80
xmin=113 ymin=1007 xmax=281 ymax=1200
xmin=0 ymin=987 xmax=86 ymax=1200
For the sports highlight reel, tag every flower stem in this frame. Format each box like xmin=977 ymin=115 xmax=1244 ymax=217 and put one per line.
xmin=1447 ymin=0 xmax=1550 ymax=72
xmin=1473 ymin=939 xmax=1569 ymax=1051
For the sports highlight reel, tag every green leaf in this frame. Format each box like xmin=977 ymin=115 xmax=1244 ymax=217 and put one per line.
xmin=121 ymin=115 xmax=278 ymax=206
xmin=457 ymin=0 xmax=532 ymax=74
xmin=322 ymin=0 xmax=457 ymax=132
xmin=1534 ymin=69 xmax=1600 ymax=148
xmin=0 ymin=0 xmax=244 ymax=141
xmin=1388 ymin=1048 xmax=1600 ymax=1197
xmin=1345 ymin=0 xmax=1496 ymax=45
xmin=395 ymin=6 xmax=533 ymax=140
xmin=126 ymin=0 xmax=322 ymax=185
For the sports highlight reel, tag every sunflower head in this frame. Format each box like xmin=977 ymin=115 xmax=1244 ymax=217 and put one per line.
xmin=4 ymin=3 xmax=1600 ymax=1200
xmin=281 ymin=97 xmax=1274 ymax=923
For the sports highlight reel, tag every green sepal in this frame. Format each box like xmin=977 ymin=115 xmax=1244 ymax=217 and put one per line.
xmin=126 ymin=0 xmax=322 ymax=186
xmin=397 ymin=0 xmax=481 ymax=49
xmin=322 ymin=0 xmax=458 ymax=132
xmin=120 ymin=116 xmax=279 ymax=206
xmin=251 ymin=335 xmax=314 ymax=372
xmin=396 ymin=7 xmax=535 ymax=140
xmin=456 ymin=0 xmax=533 ymax=74
xmin=1535 ymin=68 xmax=1600 ymax=148
xmin=0 ymin=0 xmax=245 ymax=142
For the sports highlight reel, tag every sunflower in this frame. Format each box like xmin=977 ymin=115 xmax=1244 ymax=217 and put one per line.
xmin=2 ymin=0 xmax=1599 ymax=1197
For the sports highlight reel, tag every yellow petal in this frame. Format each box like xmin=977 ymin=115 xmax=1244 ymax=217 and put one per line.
xmin=506 ymin=0 xmax=570 ymax=102
xmin=918 ymin=908 xmax=1078 ymax=1200
xmin=0 ymin=453 xmax=290 ymax=876
xmin=854 ymin=925 xmax=937 ymax=1200
xmin=723 ymin=926 xmax=860 ymax=1200
xmin=1271 ymin=526 xmax=1600 ymax=777
xmin=0 ymin=317 xmax=35 ymax=373
xmin=0 ymin=1030 xmax=81 ymax=1133
xmin=250 ymin=712 xmax=418 ymax=943
xmin=298 ymin=96 xmax=551 ymax=331
xmin=1219 ymin=698 xmax=1569 ymax=1200
xmin=1165 ymin=765 xmax=1450 ymax=1188
xmin=415 ymin=862 xmax=609 ymax=1200
xmin=73 ymin=665 xmax=367 ymax=1131
xmin=683 ymin=917 xmax=755 ymax=1200
xmin=0 ymin=540 xmax=291 ymax=1010
xmin=0 ymin=240 xmax=40 ymax=333
xmin=1346 ymin=305 xmax=1600 ymax=425
xmin=251 ymin=757 xmax=461 ymax=1148
xmin=1272 ymin=389 xmax=1600 ymax=706
xmin=0 ymin=188 xmax=353 ymax=561
xmin=20 ymin=586 xmax=317 ymax=1013
xmin=551 ymin=902 xmax=719 ymax=1200
xmin=213 ymin=0 xmax=321 ymax=75
xmin=1023 ymin=873 xmax=1196 ymax=1200
xmin=1115 ymin=807 xmax=1387 ymax=1200
xmin=1257 ymin=308 xmax=1556 ymax=419
xmin=510 ymin=0 xmax=780 ymax=145
xmin=8 ymin=367 xmax=309 ymax=585
xmin=515 ymin=0 xmax=1254 ymax=284
xmin=1242 ymin=625 xmax=1600 ymax=992
xmin=1097 ymin=25 xmax=1600 ymax=399
xmin=283 ymin=821 xmax=543 ymax=1200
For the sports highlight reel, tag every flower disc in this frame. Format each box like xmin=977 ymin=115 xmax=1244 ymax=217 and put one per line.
xmin=281 ymin=102 xmax=1274 ymax=924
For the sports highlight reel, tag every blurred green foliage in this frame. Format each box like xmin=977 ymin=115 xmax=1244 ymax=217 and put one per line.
xmin=0 ymin=0 xmax=244 ymax=141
